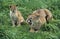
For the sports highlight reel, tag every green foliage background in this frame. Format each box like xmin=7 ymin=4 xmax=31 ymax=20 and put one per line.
xmin=0 ymin=0 xmax=60 ymax=39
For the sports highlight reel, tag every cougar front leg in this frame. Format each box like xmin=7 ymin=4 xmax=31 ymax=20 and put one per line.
xmin=12 ymin=20 xmax=15 ymax=27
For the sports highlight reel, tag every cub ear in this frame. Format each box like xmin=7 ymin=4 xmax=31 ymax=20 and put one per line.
xmin=16 ymin=5 xmax=18 ymax=6
xmin=9 ymin=5 xmax=11 ymax=8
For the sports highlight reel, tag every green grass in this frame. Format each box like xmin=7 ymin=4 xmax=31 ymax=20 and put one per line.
xmin=0 ymin=0 xmax=60 ymax=39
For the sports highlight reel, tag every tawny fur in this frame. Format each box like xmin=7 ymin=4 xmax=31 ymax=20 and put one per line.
xmin=26 ymin=9 xmax=53 ymax=32
xmin=10 ymin=5 xmax=24 ymax=26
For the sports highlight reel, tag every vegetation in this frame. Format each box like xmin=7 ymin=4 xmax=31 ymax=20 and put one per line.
xmin=0 ymin=0 xmax=60 ymax=39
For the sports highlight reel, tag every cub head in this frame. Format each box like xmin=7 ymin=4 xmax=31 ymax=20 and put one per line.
xmin=9 ymin=5 xmax=18 ymax=12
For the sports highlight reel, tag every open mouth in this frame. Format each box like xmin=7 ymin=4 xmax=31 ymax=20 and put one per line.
xmin=27 ymin=19 xmax=32 ymax=25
